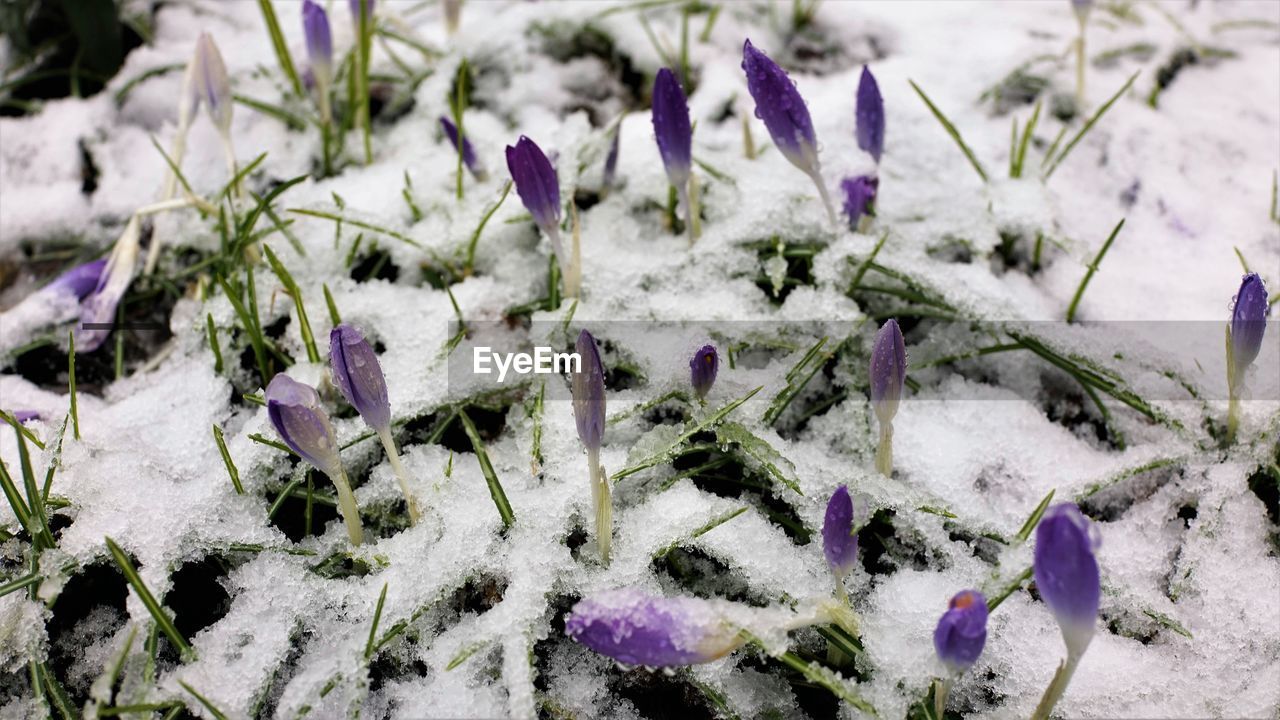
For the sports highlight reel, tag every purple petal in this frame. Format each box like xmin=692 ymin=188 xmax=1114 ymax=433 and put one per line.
xmin=329 ymin=324 xmax=391 ymax=431
xmin=572 ymin=329 xmax=606 ymax=451
xmin=302 ymin=0 xmax=333 ymax=80
xmin=266 ymin=374 xmax=341 ymax=473
xmin=602 ymin=126 xmax=621 ymax=191
xmin=505 ymin=135 xmax=561 ymax=237
xmin=741 ymin=39 xmax=818 ymax=173
xmin=652 ymin=68 xmax=692 ymax=188
xmin=855 ymin=66 xmax=885 ymax=164
xmin=45 ymin=259 xmax=107 ymax=301
xmin=1034 ymin=503 xmax=1101 ymax=652
xmin=933 ymin=590 xmax=988 ymax=673
xmin=822 ymin=485 xmax=858 ymax=577
xmin=1230 ymin=273 xmax=1269 ymax=375
xmin=565 ymin=588 xmax=741 ymax=666
xmin=689 ymin=345 xmax=718 ymax=399
xmin=840 ymin=174 xmax=878 ymax=229
xmin=869 ymin=319 xmax=906 ymax=424
xmin=440 ymin=116 xmax=487 ymax=181
xmin=13 ymin=410 xmax=42 ymax=424
xmin=196 ymin=33 xmax=232 ymax=133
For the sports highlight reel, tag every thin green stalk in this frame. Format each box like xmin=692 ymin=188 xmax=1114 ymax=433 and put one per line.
xmin=986 ymin=566 xmax=1033 ymax=611
xmin=459 ymin=409 xmax=515 ymax=528
xmin=1014 ymin=489 xmax=1055 ymax=544
xmin=909 ymin=80 xmax=988 ymax=183
xmin=206 ymin=314 xmax=224 ymax=373
xmin=0 ymin=572 xmax=40 ymax=599
xmin=365 ymin=583 xmax=388 ymax=659
xmin=465 ymin=180 xmax=512 ymax=273
xmin=1012 ymin=100 xmax=1042 ymax=178
xmin=179 ymin=681 xmax=228 ymax=720
xmin=1044 ymin=72 xmax=1139 ymax=180
xmin=105 ymin=537 xmax=194 ymax=660
xmin=68 ymin=330 xmax=80 ymax=440
xmin=453 ymin=59 xmax=468 ymax=201
xmin=262 ymin=245 xmax=321 ymax=363
xmin=1066 ymin=218 xmax=1125 ymax=323
xmin=257 ymin=0 xmax=303 ymax=96
xmin=212 ymin=425 xmax=244 ymax=494
xmin=323 ymin=284 xmax=342 ymax=325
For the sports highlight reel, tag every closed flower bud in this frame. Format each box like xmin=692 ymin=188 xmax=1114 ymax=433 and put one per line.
xmin=302 ymin=0 xmax=333 ymax=88
xmin=855 ymin=65 xmax=884 ymax=164
xmin=48 ymin=259 xmax=108 ymax=301
xmin=933 ymin=590 xmax=988 ymax=674
xmin=689 ymin=345 xmax=718 ymax=400
xmin=440 ymin=116 xmax=488 ymax=181
xmin=266 ymin=374 xmax=342 ymax=474
xmin=329 ymin=324 xmax=391 ymax=432
xmin=841 ymin=175 xmax=878 ymax=230
xmin=566 ymin=588 xmax=744 ymax=667
xmin=1070 ymin=0 xmax=1094 ymax=23
xmin=1230 ymin=272 xmax=1269 ymax=378
xmin=77 ymin=217 xmax=141 ymax=352
xmin=572 ymin=330 xmax=606 ymax=452
xmin=652 ymin=68 xmax=693 ymax=189
xmin=1034 ymin=503 xmax=1100 ymax=658
xmin=822 ymin=485 xmax=858 ymax=579
xmin=741 ymin=39 xmax=818 ymax=173
xmin=195 ymin=33 xmax=232 ymax=136
xmin=870 ymin=319 xmax=906 ymax=426
xmin=506 ymin=135 xmax=564 ymax=260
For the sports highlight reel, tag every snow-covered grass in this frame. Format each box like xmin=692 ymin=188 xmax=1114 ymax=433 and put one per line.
xmin=1 ymin=1 xmax=1278 ymax=718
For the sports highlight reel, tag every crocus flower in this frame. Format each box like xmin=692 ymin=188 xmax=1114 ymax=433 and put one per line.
xmin=0 ymin=259 xmax=109 ymax=355
xmin=302 ymin=0 xmax=333 ymax=122
xmin=855 ymin=65 xmax=884 ymax=164
xmin=77 ymin=217 xmax=142 ymax=352
xmin=841 ymin=175 xmax=878 ymax=231
xmin=440 ymin=116 xmax=488 ymax=181
xmin=13 ymin=410 xmax=41 ymax=424
xmin=870 ymin=318 xmax=906 ymax=476
xmin=195 ymin=33 xmax=232 ymax=137
xmin=566 ymin=588 xmax=744 ymax=666
xmin=573 ymin=330 xmax=610 ymax=561
xmin=933 ymin=590 xmax=988 ymax=674
xmin=330 ymin=324 xmax=421 ymax=523
xmin=1230 ymin=273 xmax=1269 ymax=379
xmin=690 ymin=345 xmax=718 ymax=400
xmin=1034 ymin=503 xmax=1100 ymax=659
xmin=652 ymin=69 xmax=694 ymax=202
xmin=742 ymin=39 xmax=835 ymax=225
xmin=49 ymin=259 xmax=109 ymax=301
xmin=506 ymin=136 xmax=564 ymax=263
xmin=444 ymin=0 xmax=460 ymax=34
xmin=822 ymin=485 xmax=858 ymax=592
xmin=266 ymin=373 xmax=364 ymax=545
xmin=602 ymin=126 xmax=620 ymax=194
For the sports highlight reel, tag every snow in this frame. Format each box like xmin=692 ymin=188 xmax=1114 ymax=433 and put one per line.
xmin=1 ymin=0 xmax=1279 ymax=718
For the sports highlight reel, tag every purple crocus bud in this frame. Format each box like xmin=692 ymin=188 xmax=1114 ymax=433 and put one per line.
xmin=741 ymin=39 xmax=818 ymax=175
xmin=573 ymin=330 xmax=606 ymax=451
xmin=822 ymin=485 xmax=858 ymax=579
xmin=841 ymin=175 xmax=878 ymax=230
xmin=195 ymin=33 xmax=232 ymax=136
xmin=302 ymin=0 xmax=333 ymax=87
xmin=46 ymin=259 xmax=108 ymax=301
xmin=652 ymin=68 xmax=693 ymax=189
xmin=602 ymin=126 xmax=621 ymax=192
xmin=14 ymin=410 xmax=41 ymax=424
xmin=689 ymin=345 xmax=718 ymax=400
xmin=440 ymin=116 xmax=488 ymax=181
xmin=329 ymin=324 xmax=391 ymax=432
xmin=76 ymin=217 xmax=141 ymax=352
xmin=869 ymin=319 xmax=906 ymax=426
xmin=266 ymin=374 xmax=342 ymax=474
xmin=506 ymin=135 xmax=564 ymax=260
xmin=1070 ymin=0 xmax=1093 ymax=23
xmin=349 ymin=0 xmax=374 ymax=24
xmin=565 ymin=588 xmax=743 ymax=667
xmin=1034 ymin=503 xmax=1101 ymax=658
xmin=855 ymin=66 xmax=884 ymax=164
xmin=1230 ymin=273 xmax=1269 ymax=378
xmin=933 ymin=590 xmax=988 ymax=674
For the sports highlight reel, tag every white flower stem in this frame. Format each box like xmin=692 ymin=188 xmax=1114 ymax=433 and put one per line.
xmin=220 ymin=131 xmax=243 ymax=200
xmin=1030 ymin=652 xmax=1082 ymax=720
xmin=809 ymin=169 xmax=837 ymax=228
xmin=562 ymin=206 xmax=582 ymax=298
xmin=328 ymin=465 xmax=364 ymax=546
xmin=875 ymin=422 xmax=894 ymax=477
xmin=377 ymin=427 xmax=421 ymax=524
xmin=680 ymin=177 xmax=701 ymax=245
xmin=589 ymin=447 xmax=611 ymax=564
xmin=934 ymin=676 xmax=953 ymax=720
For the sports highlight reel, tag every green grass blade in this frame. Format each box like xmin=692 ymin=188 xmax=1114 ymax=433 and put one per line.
xmin=68 ymin=330 xmax=80 ymax=440
xmin=612 ymin=387 xmax=762 ymax=481
xmin=40 ymin=417 xmax=68 ymax=502
xmin=1014 ymin=489 xmax=1055 ymax=544
xmin=257 ymin=0 xmax=303 ymax=96
xmin=459 ymin=409 xmax=515 ymax=527
xmin=290 ymin=208 xmax=422 ymax=248
xmin=5 ymin=416 xmax=55 ymax=549
xmin=986 ymin=566 xmax=1033 ymax=611
xmin=654 ymin=506 xmax=748 ymax=558
xmin=1044 ymin=71 xmax=1139 ymax=180
xmin=365 ymin=582 xmax=388 ymax=660
xmin=179 ymin=681 xmax=228 ymax=720
xmin=212 ymin=425 xmax=244 ymax=494
xmin=1066 ymin=218 xmax=1125 ymax=323
xmin=0 ymin=572 xmax=40 ymax=599
xmin=263 ymin=245 xmax=321 ymax=363
xmin=323 ymin=283 xmax=342 ymax=325
xmin=1012 ymin=100 xmax=1042 ymax=178
xmin=909 ymin=79 xmax=989 ymax=183
xmin=465 ymin=180 xmax=512 ymax=273
xmin=105 ymin=537 xmax=194 ymax=660
xmin=206 ymin=314 xmax=224 ymax=373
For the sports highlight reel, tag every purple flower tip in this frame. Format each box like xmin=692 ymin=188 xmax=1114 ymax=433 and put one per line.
xmin=689 ymin=345 xmax=719 ymax=400
xmin=266 ymin=374 xmax=342 ymax=474
xmin=505 ymin=135 xmax=561 ymax=239
xmin=855 ymin=65 xmax=884 ymax=164
xmin=573 ymin=330 xmax=606 ymax=451
xmin=869 ymin=318 xmax=906 ymax=425
xmin=741 ymin=39 xmax=818 ymax=173
xmin=349 ymin=0 xmax=374 ymax=24
xmin=329 ymin=324 xmax=391 ymax=432
xmin=441 ymin=116 xmax=487 ymax=181
xmin=1230 ymin=272 xmax=1269 ymax=377
xmin=933 ymin=590 xmax=988 ymax=674
xmin=841 ymin=175 xmax=878 ymax=230
xmin=302 ymin=0 xmax=333 ymax=81
xmin=46 ymin=259 xmax=108 ymax=301
xmin=602 ymin=126 xmax=621 ymax=191
xmin=565 ymin=588 xmax=742 ymax=666
xmin=195 ymin=33 xmax=232 ymax=133
xmin=652 ymin=68 xmax=693 ymax=188
xmin=1034 ymin=503 xmax=1101 ymax=656
xmin=13 ymin=410 xmax=42 ymax=424
xmin=822 ymin=485 xmax=859 ymax=577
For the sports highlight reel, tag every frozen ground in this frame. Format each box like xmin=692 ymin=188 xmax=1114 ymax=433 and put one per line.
xmin=1 ymin=0 xmax=1279 ymax=718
